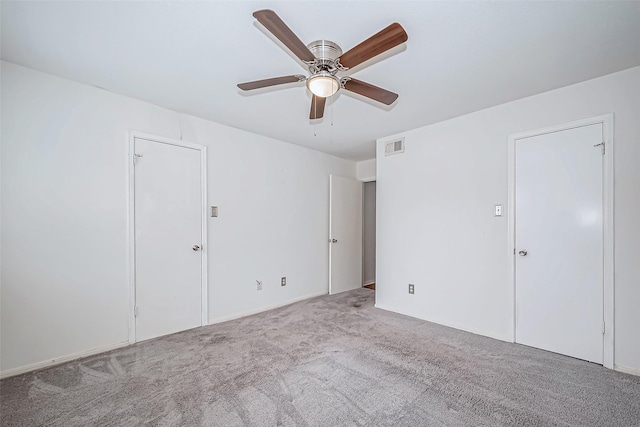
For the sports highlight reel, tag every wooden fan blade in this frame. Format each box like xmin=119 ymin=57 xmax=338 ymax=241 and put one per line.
xmin=237 ymin=75 xmax=304 ymax=91
xmin=310 ymin=95 xmax=326 ymax=119
xmin=339 ymin=23 xmax=408 ymax=69
xmin=253 ymin=9 xmax=316 ymax=63
xmin=343 ymin=78 xmax=398 ymax=105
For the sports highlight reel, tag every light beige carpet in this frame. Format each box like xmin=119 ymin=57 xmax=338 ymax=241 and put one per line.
xmin=1 ymin=288 xmax=639 ymax=426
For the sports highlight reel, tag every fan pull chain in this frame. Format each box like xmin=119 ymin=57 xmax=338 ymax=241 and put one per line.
xmin=329 ymin=99 xmax=334 ymax=145
xmin=331 ymin=101 xmax=334 ymax=127
xmin=313 ymin=95 xmax=317 ymax=136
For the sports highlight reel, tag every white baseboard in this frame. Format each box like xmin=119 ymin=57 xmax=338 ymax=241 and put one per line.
xmin=1 ymin=293 xmax=328 ymax=379
xmin=375 ymin=305 xmax=639 ymax=375
xmin=208 ymin=291 xmax=328 ymax=325
xmin=362 ymin=281 xmax=375 ymax=286
xmin=615 ymin=364 xmax=640 ymax=377
xmin=0 ymin=341 xmax=130 ymax=380
xmin=374 ymin=303 xmax=510 ymax=343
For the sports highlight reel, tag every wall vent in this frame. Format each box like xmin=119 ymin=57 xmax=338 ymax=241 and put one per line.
xmin=384 ymin=137 xmax=405 ymax=156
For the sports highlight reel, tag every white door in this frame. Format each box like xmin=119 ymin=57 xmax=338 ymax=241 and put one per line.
xmin=134 ymin=137 xmax=203 ymax=342
xmin=515 ymin=123 xmax=603 ymax=363
xmin=329 ymin=175 xmax=363 ymax=295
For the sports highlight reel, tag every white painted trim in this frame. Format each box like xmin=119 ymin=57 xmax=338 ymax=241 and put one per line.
xmin=127 ymin=131 xmax=209 ymax=343
xmin=0 ymin=341 xmax=129 ymax=380
xmin=374 ymin=304 xmax=510 ymax=343
xmin=507 ymin=114 xmax=615 ymax=369
xmin=208 ymin=291 xmax=327 ymax=325
xmin=328 ymin=175 xmax=334 ymax=294
xmin=127 ymin=133 xmax=136 ymax=344
xmin=131 ymin=130 xmax=206 ymax=151
xmin=200 ymin=146 xmax=209 ymax=326
xmin=614 ymin=365 xmax=640 ymax=377
xmin=507 ymin=135 xmax=516 ymax=346
xmin=601 ymin=115 xmax=615 ymax=370
xmin=361 ymin=182 xmax=366 ymax=287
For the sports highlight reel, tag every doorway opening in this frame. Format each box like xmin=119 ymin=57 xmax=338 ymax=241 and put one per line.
xmin=362 ymin=181 xmax=376 ymax=291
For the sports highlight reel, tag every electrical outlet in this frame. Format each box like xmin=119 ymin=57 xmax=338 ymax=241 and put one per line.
xmin=281 ymin=277 xmax=286 ymax=286
xmin=256 ymin=280 xmax=262 ymax=291
xmin=408 ymin=284 xmax=415 ymax=294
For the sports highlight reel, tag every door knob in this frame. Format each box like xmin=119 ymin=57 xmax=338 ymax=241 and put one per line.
xmin=518 ymin=250 xmax=528 ymax=256
xmin=192 ymin=245 xmax=200 ymax=251
xmin=330 ymin=239 xmax=338 ymax=243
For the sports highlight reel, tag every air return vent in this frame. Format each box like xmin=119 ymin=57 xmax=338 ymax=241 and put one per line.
xmin=384 ymin=137 xmax=405 ymax=156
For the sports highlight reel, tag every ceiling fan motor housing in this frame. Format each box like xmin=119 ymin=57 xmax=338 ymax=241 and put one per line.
xmin=307 ymin=40 xmax=342 ymax=61
xmin=306 ymin=40 xmax=345 ymax=75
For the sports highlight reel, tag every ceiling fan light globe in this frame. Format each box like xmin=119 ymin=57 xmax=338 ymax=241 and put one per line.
xmin=307 ymin=74 xmax=339 ymax=98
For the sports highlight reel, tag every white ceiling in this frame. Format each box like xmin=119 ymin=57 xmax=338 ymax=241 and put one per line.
xmin=2 ymin=1 xmax=640 ymax=161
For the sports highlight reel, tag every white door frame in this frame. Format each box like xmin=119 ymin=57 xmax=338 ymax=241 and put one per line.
xmin=127 ymin=131 xmax=208 ymax=344
xmin=507 ymin=114 xmax=614 ymax=369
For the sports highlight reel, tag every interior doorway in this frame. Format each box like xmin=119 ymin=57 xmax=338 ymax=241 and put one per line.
xmin=362 ymin=181 xmax=376 ymax=290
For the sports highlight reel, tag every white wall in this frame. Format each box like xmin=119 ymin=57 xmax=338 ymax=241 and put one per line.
xmin=0 ymin=62 xmax=356 ymax=375
xmin=362 ymin=181 xmax=376 ymax=285
xmin=356 ymin=158 xmax=376 ymax=182
xmin=376 ymin=66 xmax=640 ymax=373
xmin=178 ymin=116 xmax=355 ymax=323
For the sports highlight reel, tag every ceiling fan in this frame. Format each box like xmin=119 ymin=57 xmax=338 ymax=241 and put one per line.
xmin=237 ymin=9 xmax=408 ymax=119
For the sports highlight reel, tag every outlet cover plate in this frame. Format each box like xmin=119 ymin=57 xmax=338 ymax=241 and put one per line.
xmin=408 ymin=284 xmax=415 ymax=294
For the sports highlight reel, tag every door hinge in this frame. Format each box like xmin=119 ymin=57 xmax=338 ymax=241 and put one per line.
xmin=602 ymin=321 xmax=605 ymax=334
xmin=593 ymin=142 xmax=605 ymax=155
xmin=133 ymin=153 xmax=143 ymax=165
xmin=134 ymin=306 xmax=139 ymax=317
